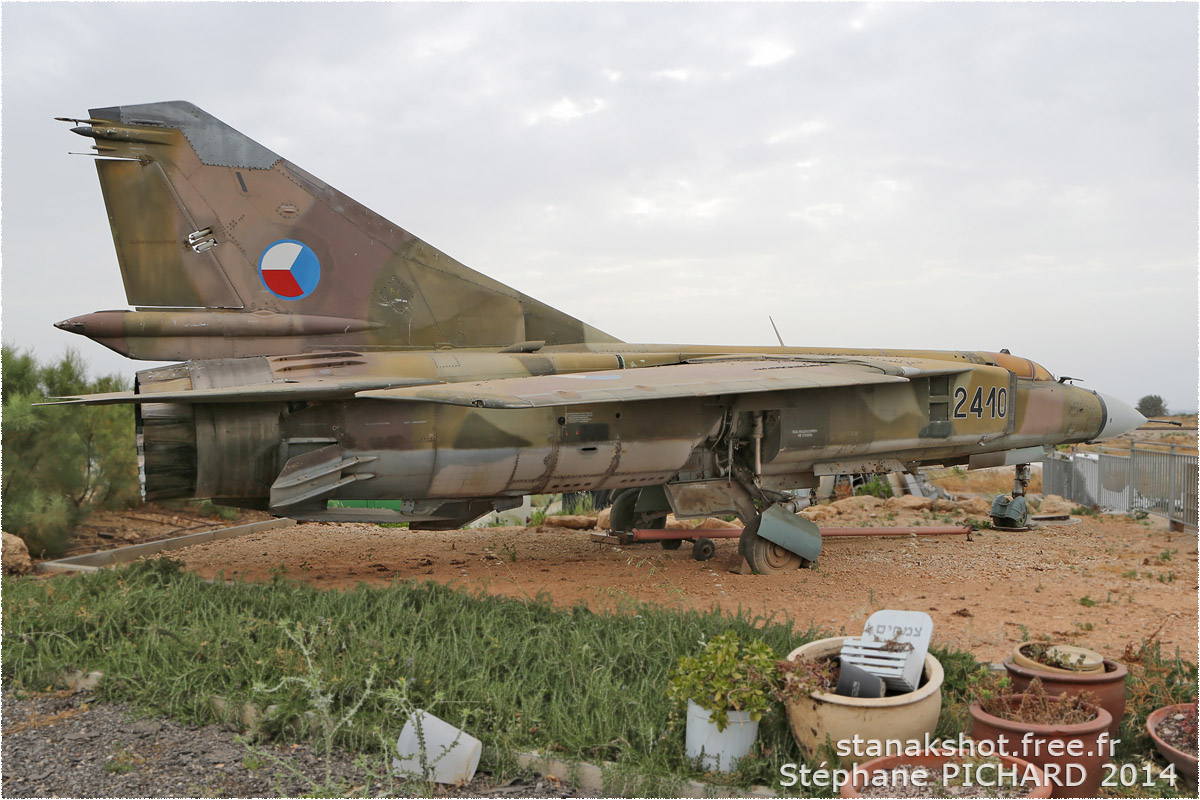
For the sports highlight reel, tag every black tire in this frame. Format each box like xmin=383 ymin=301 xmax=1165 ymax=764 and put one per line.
xmin=738 ymin=515 xmax=802 ymax=574
xmin=643 ymin=514 xmax=667 ymax=530
xmin=609 ymin=489 xmax=639 ymax=534
xmin=692 ymin=538 xmax=716 ymax=561
xmin=660 ymin=538 xmax=683 ymax=550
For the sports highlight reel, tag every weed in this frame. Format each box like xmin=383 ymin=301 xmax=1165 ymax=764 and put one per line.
xmin=854 ymin=476 xmax=893 ymax=499
xmin=1076 ymin=622 xmax=1095 ymax=632
xmin=103 ymin=743 xmax=141 ymax=774
xmin=501 ymin=543 xmax=518 ymax=563
xmin=1078 ymin=595 xmax=1098 ymax=607
xmin=984 ymin=678 xmax=1100 ymax=726
xmin=625 ymin=556 xmax=662 ymax=576
xmin=774 ymin=654 xmax=839 ymax=703
xmin=1122 ymin=569 xmax=1139 ymax=579
xmin=1070 ymin=506 xmax=1099 ymax=516
xmin=1159 ymin=548 xmax=1177 ymax=562
xmin=928 ymin=465 xmax=1042 ymax=495
xmin=1118 ymin=636 xmax=1197 ymax=759
xmin=560 ymin=493 xmax=597 ymax=516
xmin=195 ymin=499 xmax=241 ymax=521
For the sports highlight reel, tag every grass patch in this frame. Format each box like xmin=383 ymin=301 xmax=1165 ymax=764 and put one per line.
xmin=928 ymin=465 xmax=1043 ymax=496
xmin=3 ymin=560 xmax=1193 ymax=795
xmin=3 ymin=559 xmax=828 ymax=790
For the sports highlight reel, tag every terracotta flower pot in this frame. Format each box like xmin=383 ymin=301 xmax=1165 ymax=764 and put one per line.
xmin=839 ymin=749 xmax=1052 ymax=798
xmin=1004 ymin=657 xmax=1127 ymax=737
xmin=1146 ymin=703 xmax=1198 ymax=786
xmin=969 ymin=695 xmax=1112 ymax=798
xmin=1011 ymin=643 xmax=1104 ymax=675
xmin=783 ymin=636 xmax=943 ymax=768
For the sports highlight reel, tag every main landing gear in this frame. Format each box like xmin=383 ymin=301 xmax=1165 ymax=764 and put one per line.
xmin=737 ymin=503 xmax=822 ymax=575
xmin=608 ymin=488 xmax=719 ymax=562
xmin=738 ymin=516 xmax=803 ymax=574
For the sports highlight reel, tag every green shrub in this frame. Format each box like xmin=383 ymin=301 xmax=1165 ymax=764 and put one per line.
xmin=666 ymin=631 xmax=778 ymax=730
xmin=1 ymin=346 xmax=139 ymax=555
xmin=854 ymin=475 xmax=894 ymax=499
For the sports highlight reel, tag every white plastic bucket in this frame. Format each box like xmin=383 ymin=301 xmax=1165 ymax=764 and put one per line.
xmin=685 ymin=699 xmax=759 ymax=772
xmin=393 ymin=709 xmax=482 ymax=785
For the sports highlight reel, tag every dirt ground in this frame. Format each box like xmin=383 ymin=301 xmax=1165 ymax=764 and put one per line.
xmin=65 ymin=506 xmax=272 ymax=555
xmin=176 ymin=508 xmax=1198 ymax=664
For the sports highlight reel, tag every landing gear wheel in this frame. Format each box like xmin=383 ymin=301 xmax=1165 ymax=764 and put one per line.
xmin=609 ymin=489 xmax=666 ymax=541
xmin=692 ymin=538 xmax=716 ymax=561
xmin=660 ymin=539 xmax=682 ymax=550
xmin=738 ymin=515 xmax=803 ymax=574
xmin=609 ymin=489 xmax=638 ymax=535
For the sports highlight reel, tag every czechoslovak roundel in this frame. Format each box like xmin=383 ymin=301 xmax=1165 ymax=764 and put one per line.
xmin=258 ymin=240 xmax=321 ymax=300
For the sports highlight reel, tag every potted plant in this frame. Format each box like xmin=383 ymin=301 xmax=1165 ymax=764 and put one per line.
xmin=1146 ymin=699 xmax=1197 ymax=786
xmin=1005 ymin=640 xmax=1127 ymax=737
xmin=666 ymin=630 xmax=776 ymax=772
xmin=839 ymin=750 xmax=1052 ymax=798
xmin=779 ymin=636 xmax=944 ymax=768
xmin=1010 ymin=642 xmax=1104 ymax=675
xmin=969 ymin=677 xmax=1111 ymax=798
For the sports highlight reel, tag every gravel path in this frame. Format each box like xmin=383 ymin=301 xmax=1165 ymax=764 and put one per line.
xmin=2 ymin=691 xmax=576 ymax=798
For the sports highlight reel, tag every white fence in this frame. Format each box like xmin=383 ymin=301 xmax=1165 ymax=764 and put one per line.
xmin=1043 ymin=444 xmax=1198 ymax=529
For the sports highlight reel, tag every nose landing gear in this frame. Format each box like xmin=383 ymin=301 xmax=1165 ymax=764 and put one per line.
xmin=990 ymin=463 xmax=1032 ymax=530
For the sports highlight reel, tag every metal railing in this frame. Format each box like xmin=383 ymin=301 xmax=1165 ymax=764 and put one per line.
xmin=1043 ymin=444 xmax=1198 ymax=529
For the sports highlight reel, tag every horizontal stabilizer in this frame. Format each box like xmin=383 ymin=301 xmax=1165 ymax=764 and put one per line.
xmin=357 ymin=359 xmax=908 ymax=408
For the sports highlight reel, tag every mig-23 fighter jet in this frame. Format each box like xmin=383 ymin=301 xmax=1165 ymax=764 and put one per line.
xmin=50 ymin=102 xmax=1145 ymax=573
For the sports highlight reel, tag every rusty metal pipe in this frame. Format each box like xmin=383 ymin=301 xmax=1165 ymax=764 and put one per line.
xmin=630 ymin=528 xmax=741 ymax=541
xmin=630 ymin=525 xmax=970 ymax=542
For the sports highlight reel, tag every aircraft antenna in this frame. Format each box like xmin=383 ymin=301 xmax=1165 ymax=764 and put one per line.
xmin=769 ymin=316 xmax=786 ymax=347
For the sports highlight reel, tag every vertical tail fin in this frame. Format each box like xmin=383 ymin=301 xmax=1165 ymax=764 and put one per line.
xmin=59 ymin=101 xmax=619 ymax=360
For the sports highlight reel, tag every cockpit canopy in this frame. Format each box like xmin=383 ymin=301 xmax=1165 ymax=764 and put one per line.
xmin=983 ymin=351 xmax=1055 ymax=381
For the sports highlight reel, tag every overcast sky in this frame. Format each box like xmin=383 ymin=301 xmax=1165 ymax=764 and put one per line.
xmin=2 ymin=2 xmax=1196 ymax=410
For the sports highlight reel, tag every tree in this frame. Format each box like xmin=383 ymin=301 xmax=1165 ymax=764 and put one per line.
xmin=1 ymin=346 xmax=139 ymax=556
xmin=1136 ymin=395 xmax=1168 ymax=418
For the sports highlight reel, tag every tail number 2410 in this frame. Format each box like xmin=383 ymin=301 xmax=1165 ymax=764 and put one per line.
xmin=953 ymin=386 xmax=1007 ymax=419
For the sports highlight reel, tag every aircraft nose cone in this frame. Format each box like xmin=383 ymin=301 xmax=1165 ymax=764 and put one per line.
xmin=1094 ymin=393 xmax=1146 ymax=441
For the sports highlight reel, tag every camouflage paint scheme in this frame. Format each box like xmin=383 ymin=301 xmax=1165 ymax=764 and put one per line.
xmin=53 ymin=103 xmax=1144 ymax=567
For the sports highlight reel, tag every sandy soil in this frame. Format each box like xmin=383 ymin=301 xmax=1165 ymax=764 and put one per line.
xmin=175 ymin=509 xmax=1197 ymax=664
xmin=66 ymin=505 xmax=271 ymax=555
